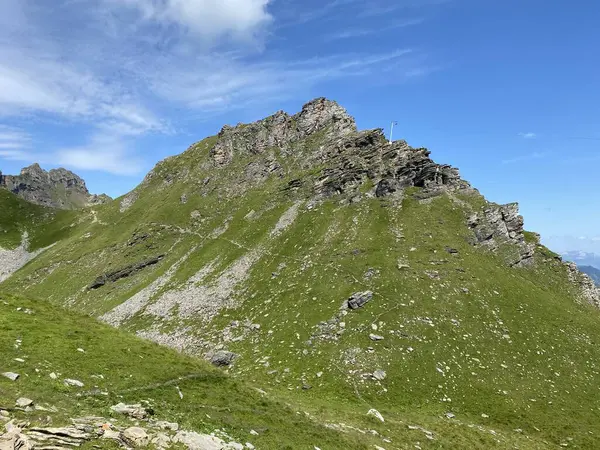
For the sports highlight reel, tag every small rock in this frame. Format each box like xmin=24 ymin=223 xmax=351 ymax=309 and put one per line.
xmin=249 ymin=430 xmax=259 ymax=436
xmin=372 ymin=369 xmax=387 ymax=381
xmin=445 ymin=412 xmax=455 ymax=419
xmin=110 ymin=403 xmax=150 ymax=420
xmin=15 ymin=398 xmax=33 ymax=408
xmin=347 ymin=291 xmax=373 ymax=310
xmin=102 ymin=429 xmax=121 ymax=441
xmin=14 ymin=358 xmax=25 ymax=363
xmin=154 ymin=421 xmax=179 ymax=431
xmin=151 ymin=432 xmax=172 ymax=449
xmin=369 ymin=334 xmax=384 ymax=341
xmin=64 ymin=379 xmax=84 ymax=387
xmin=2 ymin=372 xmax=19 ymax=381
xmin=245 ymin=444 xmax=255 ymax=449
xmin=77 ymin=348 xmax=85 ymax=353
xmin=367 ymin=409 xmax=385 ymax=422
xmin=174 ymin=431 xmax=230 ymax=449
xmin=210 ymin=350 xmax=238 ymax=367
xmin=49 ymin=372 xmax=58 ymax=380
xmin=121 ymin=427 xmax=149 ymax=448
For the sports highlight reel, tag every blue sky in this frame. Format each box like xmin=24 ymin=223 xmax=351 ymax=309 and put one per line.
xmin=0 ymin=0 xmax=598 ymax=254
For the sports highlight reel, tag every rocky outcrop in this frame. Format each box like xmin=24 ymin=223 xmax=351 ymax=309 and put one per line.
xmin=88 ymin=255 xmax=165 ymax=290
xmin=210 ymin=98 xmax=357 ymax=165
xmin=579 ymin=265 xmax=600 ymax=286
xmin=309 ymin=129 xmax=467 ymax=200
xmin=0 ymin=163 xmax=110 ymax=209
xmin=467 ymin=203 xmax=535 ymax=267
xmin=0 ymin=414 xmax=251 ymax=450
xmin=565 ymin=262 xmax=600 ymax=307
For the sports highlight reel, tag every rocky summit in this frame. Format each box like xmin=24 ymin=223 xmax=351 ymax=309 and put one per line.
xmin=2 ymin=98 xmax=600 ymax=449
xmin=0 ymin=163 xmax=110 ymax=209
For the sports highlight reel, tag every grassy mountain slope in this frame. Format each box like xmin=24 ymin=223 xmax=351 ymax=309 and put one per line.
xmin=2 ymin=99 xmax=600 ymax=448
xmin=0 ymin=293 xmax=373 ymax=449
xmin=0 ymin=190 xmax=78 ymax=250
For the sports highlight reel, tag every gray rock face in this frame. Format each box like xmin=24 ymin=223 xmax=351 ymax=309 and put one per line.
xmin=210 ymin=98 xmax=357 ymax=166
xmin=0 ymin=163 xmax=110 ymax=209
xmin=88 ymin=255 xmax=165 ymax=290
xmin=565 ymin=262 xmax=600 ymax=308
xmin=468 ymin=203 xmax=534 ymax=267
xmin=310 ymin=129 xmax=467 ymax=200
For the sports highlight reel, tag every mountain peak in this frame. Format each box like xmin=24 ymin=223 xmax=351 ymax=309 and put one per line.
xmin=210 ymin=97 xmax=356 ymax=165
xmin=0 ymin=164 xmax=111 ymax=209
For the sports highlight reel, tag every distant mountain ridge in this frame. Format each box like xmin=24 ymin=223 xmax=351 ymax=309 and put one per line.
xmin=0 ymin=163 xmax=110 ymax=209
xmin=561 ymin=250 xmax=600 ymax=269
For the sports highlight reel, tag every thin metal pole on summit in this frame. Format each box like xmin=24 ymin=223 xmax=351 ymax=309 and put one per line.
xmin=389 ymin=121 xmax=398 ymax=145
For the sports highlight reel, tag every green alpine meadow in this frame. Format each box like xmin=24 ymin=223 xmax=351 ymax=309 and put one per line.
xmin=1 ymin=99 xmax=600 ymax=449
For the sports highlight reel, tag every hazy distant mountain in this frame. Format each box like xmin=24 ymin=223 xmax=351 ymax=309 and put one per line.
xmin=562 ymin=251 xmax=600 ymax=269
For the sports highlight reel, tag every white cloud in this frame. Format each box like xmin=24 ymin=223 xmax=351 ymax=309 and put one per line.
xmin=518 ymin=132 xmax=537 ymax=139
xmin=56 ymin=134 xmax=144 ymax=176
xmin=0 ymin=126 xmax=31 ymax=160
xmin=0 ymin=0 xmax=434 ymax=175
xmin=105 ymin=0 xmax=272 ymax=41
xmin=147 ymin=49 xmax=416 ymax=111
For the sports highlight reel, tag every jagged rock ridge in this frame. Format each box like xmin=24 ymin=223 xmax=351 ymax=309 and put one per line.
xmin=210 ymin=97 xmax=357 ymax=165
xmin=0 ymin=163 xmax=110 ymax=209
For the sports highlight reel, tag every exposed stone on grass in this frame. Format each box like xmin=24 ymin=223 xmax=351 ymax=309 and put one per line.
xmin=120 ymin=190 xmax=139 ymax=212
xmin=88 ymin=255 xmax=165 ymax=290
xmin=210 ymin=350 xmax=238 ymax=367
xmin=1 ymin=373 xmax=19 ymax=382
xmin=110 ymin=403 xmax=151 ymax=420
xmin=347 ymin=291 xmax=373 ymax=310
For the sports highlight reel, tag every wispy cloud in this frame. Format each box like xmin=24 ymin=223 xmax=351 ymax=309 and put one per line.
xmin=326 ymin=19 xmax=424 ymax=40
xmin=502 ymin=151 xmax=548 ymax=165
xmin=518 ymin=132 xmax=537 ymax=139
xmin=56 ymin=133 xmax=143 ymax=176
xmin=0 ymin=0 xmax=441 ymax=175
xmin=0 ymin=126 xmax=31 ymax=160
